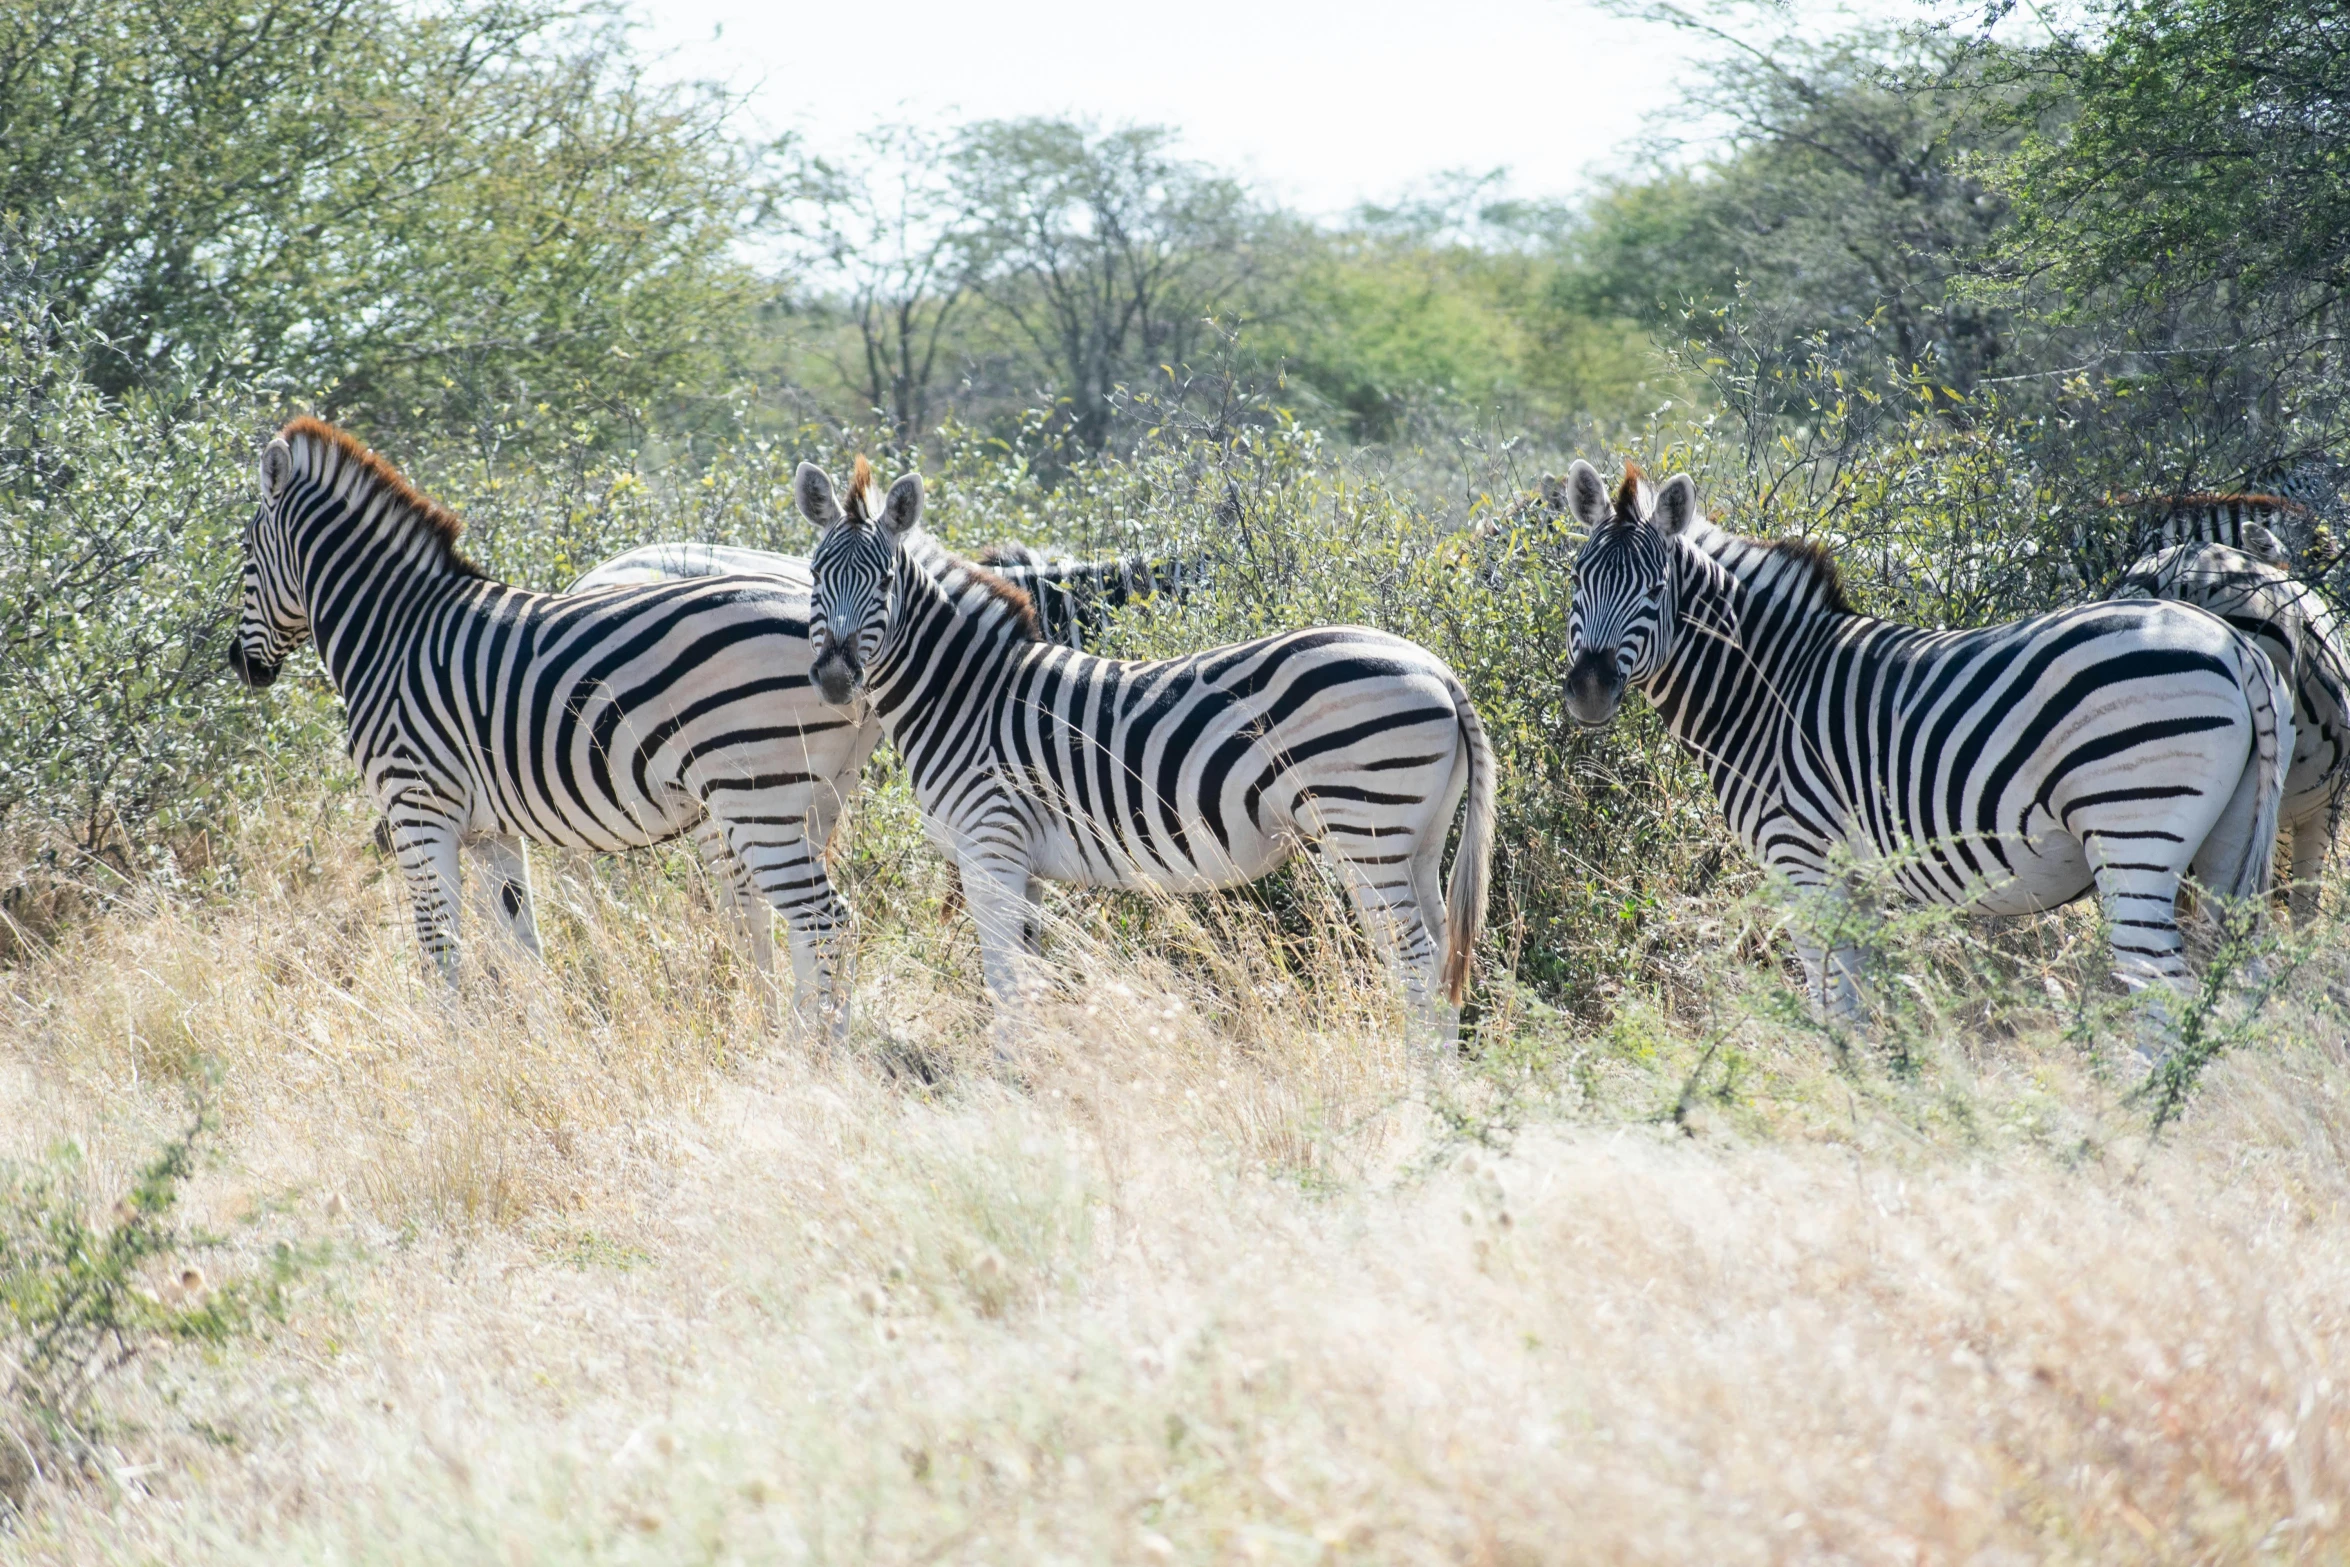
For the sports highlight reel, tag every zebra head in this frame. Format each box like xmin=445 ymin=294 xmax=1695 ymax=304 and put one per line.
xmin=800 ymin=456 xmax=924 ymax=707
xmin=1560 ymin=458 xmax=1700 ymax=727
xmin=230 ymin=435 xmax=309 ymax=689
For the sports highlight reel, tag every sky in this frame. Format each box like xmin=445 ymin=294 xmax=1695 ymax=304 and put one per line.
xmin=630 ymin=0 xmax=1922 ymax=217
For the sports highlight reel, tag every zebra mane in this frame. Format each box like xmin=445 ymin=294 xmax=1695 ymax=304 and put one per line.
xmin=2116 ymin=490 xmax=2313 ymax=518
xmin=1759 ymin=536 xmax=1858 ymax=616
xmin=278 ymin=417 xmax=482 ymax=577
xmin=975 ymin=542 xmax=1057 ymax=568
xmin=842 ymin=454 xmax=882 ymax=525
xmin=945 ymin=554 xmax=1044 ymax=642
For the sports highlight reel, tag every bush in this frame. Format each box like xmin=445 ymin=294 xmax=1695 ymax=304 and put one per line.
xmin=0 ymin=1095 xmax=305 ymax=1514
xmin=0 ymin=269 xmax=337 ymax=878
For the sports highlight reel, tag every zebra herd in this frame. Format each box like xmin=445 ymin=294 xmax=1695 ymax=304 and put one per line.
xmin=231 ymin=418 xmax=2350 ymax=1045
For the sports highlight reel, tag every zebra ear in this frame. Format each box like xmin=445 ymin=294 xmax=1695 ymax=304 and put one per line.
xmin=2240 ymin=520 xmax=2290 ymax=567
xmin=795 ymin=462 xmax=844 ymax=531
xmin=879 ymin=473 xmax=923 ymax=538
xmin=1653 ymin=474 xmax=1699 ymax=535
xmin=258 ymin=437 xmax=293 ymax=499
xmin=1563 ymin=460 xmax=1613 ymax=533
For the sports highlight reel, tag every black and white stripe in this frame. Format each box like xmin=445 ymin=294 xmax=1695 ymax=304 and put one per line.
xmin=1556 ymin=460 xmax=2293 ymax=1014
xmin=2113 ymin=539 xmax=2350 ymax=921
xmin=797 ymin=458 xmax=1497 ymax=1040
xmin=551 ymin=536 xmax=1204 ymax=963
xmin=229 ymin=419 xmax=856 ymax=1038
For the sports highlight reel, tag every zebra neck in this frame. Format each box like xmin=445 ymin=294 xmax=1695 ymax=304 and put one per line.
xmin=299 ymin=504 xmax=480 ymax=696
xmin=865 ymin=553 xmax=1033 ymax=739
xmin=1642 ymin=537 xmax=1846 ymax=772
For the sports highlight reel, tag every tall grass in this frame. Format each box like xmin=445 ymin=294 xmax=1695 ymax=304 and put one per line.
xmin=0 ymin=776 xmax=2346 ymax=1560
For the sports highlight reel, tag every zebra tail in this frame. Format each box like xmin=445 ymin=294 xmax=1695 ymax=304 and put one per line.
xmin=2226 ymin=635 xmax=2295 ymax=901
xmin=1440 ymin=683 xmax=1498 ymax=1007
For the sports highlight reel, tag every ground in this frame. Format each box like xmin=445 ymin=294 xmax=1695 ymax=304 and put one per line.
xmin=2 ymin=787 xmax=2348 ymax=1564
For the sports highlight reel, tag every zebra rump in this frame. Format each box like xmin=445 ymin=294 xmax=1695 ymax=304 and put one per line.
xmin=1557 ymin=458 xmax=2293 ymax=1016
xmin=2113 ymin=539 xmax=2350 ymax=921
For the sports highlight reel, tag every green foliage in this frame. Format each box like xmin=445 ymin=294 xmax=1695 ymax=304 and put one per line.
xmin=0 ymin=270 xmax=337 ymax=862
xmin=1994 ymin=0 xmax=2350 ymax=318
xmin=0 ymin=1096 xmax=306 ymax=1511
xmin=0 ymin=0 xmax=774 ymax=450
xmin=1562 ymin=21 xmax=2023 ymax=402
xmin=1257 ymin=192 xmax=1670 ymax=440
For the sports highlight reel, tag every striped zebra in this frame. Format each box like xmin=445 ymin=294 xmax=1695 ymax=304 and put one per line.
xmin=1555 ymin=460 xmax=2293 ymax=1015
xmin=568 ymin=538 xmax=1204 ymax=653
xmin=797 ymin=457 xmax=1497 ymax=1041
xmin=2113 ymin=539 xmax=2350 ymax=922
xmin=229 ymin=418 xmax=858 ymax=1040
xmin=2087 ymin=491 xmax=2318 ymax=588
xmin=967 ymin=542 xmax=1208 ymax=650
xmin=535 ymin=537 xmax=1201 ymax=973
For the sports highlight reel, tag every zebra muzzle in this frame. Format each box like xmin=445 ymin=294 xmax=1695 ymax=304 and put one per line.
xmin=1562 ymin=651 xmax=1625 ymax=727
xmin=811 ymin=649 xmax=861 ymax=707
xmin=228 ymin=643 xmax=279 ymax=690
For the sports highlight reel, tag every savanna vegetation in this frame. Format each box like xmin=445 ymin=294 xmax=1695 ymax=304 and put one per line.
xmin=2 ymin=0 xmax=2347 ymax=1556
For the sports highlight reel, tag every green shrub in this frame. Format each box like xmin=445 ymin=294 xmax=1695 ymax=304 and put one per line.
xmin=0 ymin=1095 xmax=305 ymax=1514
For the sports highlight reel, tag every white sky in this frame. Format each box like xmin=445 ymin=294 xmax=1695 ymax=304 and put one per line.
xmin=630 ymin=0 xmax=1927 ymax=216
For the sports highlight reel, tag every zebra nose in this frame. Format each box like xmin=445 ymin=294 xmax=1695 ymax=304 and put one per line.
xmin=228 ymin=644 xmax=278 ymax=690
xmin=811 ymin=648 xmax=860 ymax=707
xmin=1562 ymin=650 xmax=1623 ymax=727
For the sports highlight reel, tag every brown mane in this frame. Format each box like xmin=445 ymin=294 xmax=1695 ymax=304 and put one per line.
xmin=1613 ymin=461 xmax=1644 ymax=523
xmin=2114 ymin=490 xmax=2313 ymax=517
xmin=952 ymin=555 xmax=1043 ymax=642
xmin=844 ymin=453 xmax=880 ymax=524
xmin=278 ymin=416 xmax=480 ymax=575
xmin=1765 ymin=535 xmax=1857 ymax=615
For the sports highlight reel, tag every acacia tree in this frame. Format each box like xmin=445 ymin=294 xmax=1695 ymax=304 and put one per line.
xmin=783 ymin=126 xmax=974 ymax=453
xmin=949 ymin=119 xmax=1261 ymax=451
xmin=1563 ymin=15 xmax=2024 ymax=401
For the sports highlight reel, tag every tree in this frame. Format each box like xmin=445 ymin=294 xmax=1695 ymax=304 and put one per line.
xmin=1987 ymin=0 xmax=2350 ymax=479
xmin=949 ymin=120 xmax=1262 ymax=451
xmin=1561 ymin=17 xmax=2024 ymax=400
xmin=0 ymin=0 xmax=775 ymax=452
xmin=782 ymin=127 xmax=974 ymax=453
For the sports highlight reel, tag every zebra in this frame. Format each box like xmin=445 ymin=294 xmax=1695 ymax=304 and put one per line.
xmin=568 ymin=538 xmax=1205 ymax=653
xmin=2084 ymin=490 xmax=2320 ymax=590
xmin=526 ymin=537 xmax=1203 ymax=974
xmin=229 ymin=418 xmax=858 ymax=1040
xmin=966 ymin=542 xmax=1208 ymax=650
xmin=1554 ymin=459 xmax=2293 ymax=1016
xmin=2112 ymin=538 xmax=2350 ymax=922
xmin=796 ymin=456 xmax=1497 ymax=1042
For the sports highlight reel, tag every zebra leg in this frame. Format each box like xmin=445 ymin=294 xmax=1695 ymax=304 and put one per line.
xmin=1326 ymin=848 xmax=1445 ymax=1044
xmin=388 ymin=814 xmax=466 ymax=985
xmin=1788 ymin=936 xmax=1865 ymax=1021
xmin=687 ymin=815 xmax=782 ymax=1022
xmin=959 ymin=853 xmax=1047 ymax=1028
xmin=2091 ymin=861 xmax=2192 ymax=990
xmin=2289 ymin=813 xmax=2331 ymax=925
xmin=718 ymin=814 xmax=851 ymax=1048
xmin=806 ymin=710 xmax=884 ymax=857
xmin=468 ymin=833 xmax=542 ymax=958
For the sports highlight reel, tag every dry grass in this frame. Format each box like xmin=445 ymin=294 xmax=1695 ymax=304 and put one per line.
xmin=4 ymin=788 xmax=2350 ymax=1563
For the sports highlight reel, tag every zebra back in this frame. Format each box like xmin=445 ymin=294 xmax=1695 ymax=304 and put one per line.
xmin=972 ymin=540 xmax=1208 ymax=650
xmin=569 ymin=537 xmax=1200 ymax=651
xmin=2089 ymin=492 xmax=2321 ymax=589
